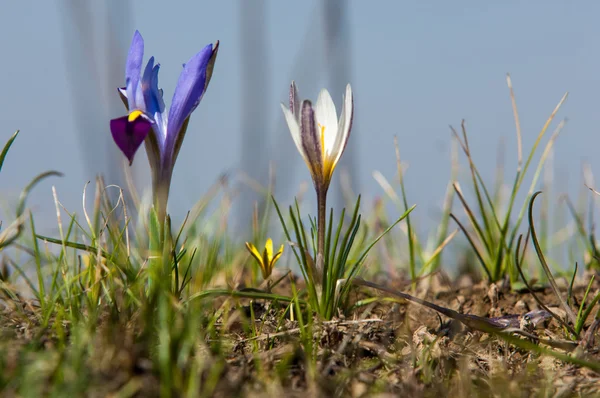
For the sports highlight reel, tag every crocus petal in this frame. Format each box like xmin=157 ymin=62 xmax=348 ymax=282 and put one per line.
xmin=300 ymin=100 xmax=324 ymax=186
xmin=265 ymin=238 xmax=274 ymax=258
xmin=289 ymin=81 xmax=300 ymax=118
xmin=271 ymin=245 xmax=284 ymax=266
xmin=125 ymin=31 xmax=144 ymax=109
xmin=267 ymin=242 xmax=284 ymax=277
xmin=314 ymin=89 xmax=338 ymax=157
xmin=110 ymin=113 xmax=153 ymax=165
xmin=165 ymin=43 xmax=214 ymax=158
xmin=281 ymin=104 xmax=307 ymax=163
xmin=245 ymin=242 xmax=265 ymax=268
xmin=331 ymin=84 xmax=354 ymax=170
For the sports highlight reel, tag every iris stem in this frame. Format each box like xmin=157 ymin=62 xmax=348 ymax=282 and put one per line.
xmin=153 ymin=176 xmax=171 ymax=235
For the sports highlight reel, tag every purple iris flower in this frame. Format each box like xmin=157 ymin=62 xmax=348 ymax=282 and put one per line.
xmin=110 ymin=30 xmax=219 ymax=221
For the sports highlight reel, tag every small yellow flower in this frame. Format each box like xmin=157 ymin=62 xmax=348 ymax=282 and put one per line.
xmin=245 ymin=238 xmax=284 ymax=279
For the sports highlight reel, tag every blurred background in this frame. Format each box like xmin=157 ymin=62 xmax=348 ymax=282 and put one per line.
xmin=1 ymin=1 xmax=599 ymax=267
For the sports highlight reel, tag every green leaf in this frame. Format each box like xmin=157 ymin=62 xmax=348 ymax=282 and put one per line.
xmin=0 ymin=130 xmax=19 ymax=173
xmin=1 ymin=171 xmax=62 ymax=249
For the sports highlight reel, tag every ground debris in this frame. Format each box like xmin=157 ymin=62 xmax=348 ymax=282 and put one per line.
xmin=3 ymin=273 xmax=600 ymax=397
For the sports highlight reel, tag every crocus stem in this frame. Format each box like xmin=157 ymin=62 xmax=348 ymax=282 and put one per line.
xmin=316 ymin=188 xmax=327 ymax=281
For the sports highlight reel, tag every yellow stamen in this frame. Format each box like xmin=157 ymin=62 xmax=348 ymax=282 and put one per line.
xmin=128 ymin=109 xmax=143 ymax=122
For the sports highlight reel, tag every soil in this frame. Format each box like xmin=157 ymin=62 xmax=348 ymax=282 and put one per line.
xmin=3 ymin=270 xmax=600 ymax=397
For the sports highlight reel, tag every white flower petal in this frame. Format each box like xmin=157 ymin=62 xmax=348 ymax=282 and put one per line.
xmin=314 ymin=89 xmax=338 ymax=157
xmin=331 ymin=84 xmax=353 ymax=169
xmin=281 ymin=104 xmax=306 ymax=162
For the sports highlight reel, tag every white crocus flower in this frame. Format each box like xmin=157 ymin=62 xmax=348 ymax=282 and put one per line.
xmin=281 ymin=81 xmax=354 ymax=194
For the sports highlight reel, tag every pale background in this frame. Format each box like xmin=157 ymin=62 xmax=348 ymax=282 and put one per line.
xmin=1 ymin=1 xmax=598 ymax=268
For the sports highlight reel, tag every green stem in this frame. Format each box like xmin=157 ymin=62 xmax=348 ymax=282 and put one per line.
xmin=153 ymin=181 xmax=170 ymax=232
xmin=149 ymin=173 xmax=172 ymax=293
xmin=317 ymin=188 xmax=327 ymax=279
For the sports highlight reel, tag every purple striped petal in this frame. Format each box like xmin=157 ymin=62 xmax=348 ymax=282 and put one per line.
xmin=290 ymin=81 xmax=300 ymax=117
xmin=300 ymin=100 xmax=324 ymax=188
xmin=165 ymin=43 xmax=214 ymax=157
xmin=110 ymin=113 xmax=153 ymax=165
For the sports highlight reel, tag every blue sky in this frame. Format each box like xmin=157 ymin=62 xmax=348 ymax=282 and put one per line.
xmin=1 ymin=1 xmax=599 ymax=249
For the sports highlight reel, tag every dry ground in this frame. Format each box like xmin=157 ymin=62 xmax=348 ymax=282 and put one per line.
xmin=3 ymin=270 xmax=600 ymax=397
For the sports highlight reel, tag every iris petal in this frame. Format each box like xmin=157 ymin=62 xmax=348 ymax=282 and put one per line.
xmin=117 ymin=87 xmax=128 ymax=110
xmin=165 ymin=44 xmax=214 ymax=159
xmin=125 ymin=31 xmax=144 ymax=110
xmin=203 ymin=41 xmax=219 ymax=93
xmin=110 ymin=114 xmax=153 ymax=165
xmin=141 ymin=58 xmax=158 ymax=113
xmin=142 ymin=56 xmax=167 ymax=146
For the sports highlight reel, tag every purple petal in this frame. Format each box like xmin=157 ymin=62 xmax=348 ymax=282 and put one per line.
xmin=110 ymin=114 xmax=152 ymax=165
xmin=170 ymin=43 xmax=219 ymax=167
xmin=165 ymin=43 xmax=214 ymax=157
xmin=125 ymin=31 xmax=144 ymax=109
xmin=141 ymin=57 xmax=166 ymax=147
xmin=142 ymin=57 xmax=165 ymax=116
xmin=203 ymin=41 xmax=219 ymax=93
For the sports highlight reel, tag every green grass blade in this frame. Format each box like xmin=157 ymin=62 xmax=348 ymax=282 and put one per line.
xmin=187 ymin=288 xmax=304 ymax=304
xmin=36 ymin=234 xmax=111 ymax=258
xmin=29 ymin=212 xmax=45 ymax=307
xmin=0 ymin=130 xmax=19 ymax=173
xmin=395 ymin=138 xmax=417 ymax=281
xmin=576 ymin=276 xmax=598 ymax=334
xmin=351 ymin=205 xmax=416 ymax=278
xmin=528 ymin=191 xmax=578 ymax=327
xmin=450 ymin=213 xmax=492 ymax=281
